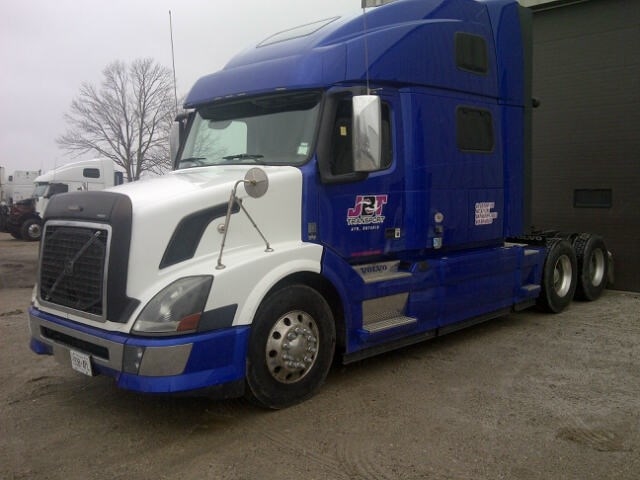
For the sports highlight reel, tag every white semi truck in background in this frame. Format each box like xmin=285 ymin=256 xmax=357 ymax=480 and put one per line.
xmin=32 ymin=158 xmax=124 ymax=218
xmin=0 ymin=168 xmax=41 ymax=204
xmin=1 ymin=159 xmax=123 ymax=241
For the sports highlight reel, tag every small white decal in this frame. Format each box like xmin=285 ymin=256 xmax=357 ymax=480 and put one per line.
xmin=475 ymin=202 xmax=498 ymax=225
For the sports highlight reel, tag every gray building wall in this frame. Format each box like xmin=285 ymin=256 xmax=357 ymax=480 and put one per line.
xmin=530 ymin=0 xmax=640 ymax=291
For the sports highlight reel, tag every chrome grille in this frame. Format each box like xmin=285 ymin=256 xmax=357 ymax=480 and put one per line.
xmin=40 ymin=224 xmax=109 ymax=316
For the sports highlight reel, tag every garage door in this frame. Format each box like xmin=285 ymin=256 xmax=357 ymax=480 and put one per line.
xmin=530 ymin=0 xmax=640 ymax=292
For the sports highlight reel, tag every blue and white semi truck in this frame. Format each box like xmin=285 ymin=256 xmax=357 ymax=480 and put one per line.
xmin=29 ymin=0 xmax=609 ymax=408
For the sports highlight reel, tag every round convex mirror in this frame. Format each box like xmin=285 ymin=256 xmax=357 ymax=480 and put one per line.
xmin=243 ymin=168 xmax=269 ymax=198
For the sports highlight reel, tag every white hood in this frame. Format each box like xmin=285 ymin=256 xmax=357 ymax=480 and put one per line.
xmin=117 ymin=165 xmax=304 ymax=299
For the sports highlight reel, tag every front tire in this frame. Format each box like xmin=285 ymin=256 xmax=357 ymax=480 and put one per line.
xmin=246 ymin=285 xmax=336 ymax=409
xmin=20 ymin=218 xmax=41 ymax=242
xmin=537 ymin=239 xmax=577 ymax=313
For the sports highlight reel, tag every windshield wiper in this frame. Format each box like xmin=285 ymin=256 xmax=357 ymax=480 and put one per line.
xmin=177 ymin=157 xmax=207 ymax=168
xmin=222 ymin=153 xmax=265 ymax=163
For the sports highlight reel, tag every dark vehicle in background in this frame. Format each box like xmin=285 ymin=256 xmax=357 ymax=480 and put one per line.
xmin=0 ymin=198 xmax=42 ymax=241
xmin=0 ymin=203 xmax=8 ymax=233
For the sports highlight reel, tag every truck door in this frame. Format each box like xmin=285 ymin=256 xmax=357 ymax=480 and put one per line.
xmin=315 ymin=91 xmax=403 ymax=260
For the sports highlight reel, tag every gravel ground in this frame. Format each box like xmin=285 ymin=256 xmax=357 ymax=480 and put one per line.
xmin=1 ymin=232 xmax=639 ymax=480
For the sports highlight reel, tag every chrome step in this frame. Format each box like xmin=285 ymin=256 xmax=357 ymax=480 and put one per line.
xmin=363 ymin=315 xmax=417 ymax=333
xmin=521 ymin=284 xmax=540 ymax=293
xmin=362 ymin=293 xmax=415 ymax=333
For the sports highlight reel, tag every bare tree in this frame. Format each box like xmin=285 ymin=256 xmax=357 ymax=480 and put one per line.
xmin=58 ymin=58 xmax=176 ymax=181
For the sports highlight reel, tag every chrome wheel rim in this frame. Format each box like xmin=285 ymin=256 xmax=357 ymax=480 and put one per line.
xmin=553 ymin=254 xmax=572 ymax=297
xmin=265 ymin=310 xmax=319 ymax=384
xmin=588 ymin=248 xmax=606 ymax=287
xmin=28 ymin=223 xmax=41 ymax=239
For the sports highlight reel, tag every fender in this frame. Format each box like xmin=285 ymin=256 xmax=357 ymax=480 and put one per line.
xmin=208 ymin=242 xmax=324 ymax=327
xmin=318 ymin=247 xmax=362 ymax=335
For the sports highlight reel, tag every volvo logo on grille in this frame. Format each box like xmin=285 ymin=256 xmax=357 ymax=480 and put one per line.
xmin=64 ymin=258 xmax=75 ymax=275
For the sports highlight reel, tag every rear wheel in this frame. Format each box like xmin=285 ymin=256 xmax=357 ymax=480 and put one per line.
xmin=245 ymin=285 xmax=335 ymax=409
xmin=573 ymin=233 xmax=608 ymax=301
xmin=537 ymin=239 xmax=577 ymax=313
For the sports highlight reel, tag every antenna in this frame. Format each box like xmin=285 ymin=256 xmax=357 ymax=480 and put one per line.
xmin=169 ymin=10 xmax=179 ymax=115
xmin=361 ymin=1 xmax=371 ymax=94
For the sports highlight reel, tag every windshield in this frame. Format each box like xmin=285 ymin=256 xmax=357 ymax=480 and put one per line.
xmin=33 ymin=183 xmax=48 ymax=198
xmin=177 ymin=91 xmax=322 ymax=169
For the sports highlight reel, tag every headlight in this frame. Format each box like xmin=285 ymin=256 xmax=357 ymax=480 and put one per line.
xmin=132 ymin=276 xmax=213 ymax=334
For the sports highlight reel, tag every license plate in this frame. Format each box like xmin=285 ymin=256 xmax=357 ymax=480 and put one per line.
xmin=70 ymin=350 xmax=93 ymax=376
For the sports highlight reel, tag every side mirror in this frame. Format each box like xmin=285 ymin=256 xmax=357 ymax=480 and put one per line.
xmin=352 ymin=95 xmax=382 ymax=172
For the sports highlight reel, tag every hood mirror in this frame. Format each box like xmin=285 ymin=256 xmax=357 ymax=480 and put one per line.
xmin=217 ymin=167 xmax=272 ymax=269
xmin=243 ymin=167 xmax=269 ymax=198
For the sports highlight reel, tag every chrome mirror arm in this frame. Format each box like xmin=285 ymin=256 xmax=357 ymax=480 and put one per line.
xmin=216 ymin=169 xmax=272 ymax=270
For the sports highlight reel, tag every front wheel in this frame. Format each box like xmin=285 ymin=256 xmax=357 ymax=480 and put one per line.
xmin=245 ymin=285 xmax=336 ymax=409
xmin=20 ymin=218 xmax=41 ymax=242
xmin=537 ymin=239 xmax=577 ymax=313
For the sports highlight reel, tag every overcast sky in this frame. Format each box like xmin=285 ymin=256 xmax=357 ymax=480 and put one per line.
xmin=0 ymin=0 xmax=361 ymax=175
